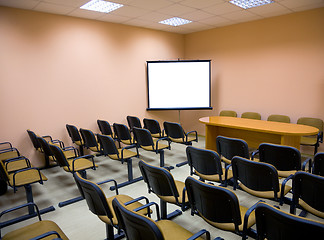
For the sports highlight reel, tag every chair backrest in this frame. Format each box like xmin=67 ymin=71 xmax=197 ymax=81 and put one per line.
xmin=49 ymin=144 xmax=69 ymax=168
xmin=267 ymin=114 xmax=290 ymax=123
xmin=255 ymin=202 xmax=324 ymax=240
xmin=127 ymin=116 xmax=142 ymax=131
xmin=97 ymin=120 xmax=113 ymax=136
xmin=258 ymin=143 xmax=301 ymax=172
xmin=138 ymin=160 xmax=179 ymax=200
xmin=216 ymin=135 xmax=249 ymax=160
xmin=163 ymin=121 xmax=184 ymax=139
xmin=66 ymin=124 xmax=82 ymax=143
xmin=37 ymin=137 xmax=53 ymax=157
xmin=143 ymin=118 xmax=162 ymax=136
xmin=133 ymin=127 xmax=154 ymax=148
xmin=113 ymin=123 xmax=132 ymax=142
xmin=313 ymin=152 xmax=324 ymax=176
xmin=185 ymin=176 xmax=242 ymax=229
xmin=80 ymin=128 xmax=98 ymax=149
xmin=73 ymin=172 xmax=113 ymax=219
xmin=112 ymin=197 xmax=163 ymax=240
xmin=231 ymin=156 xmax=280 ymax=194
xmin=292 ymin=171 xmax=324 ymax=214
xmin=241 ymin=112 xmax=261 ymax=120
xmin=297 ymin=117 xmax=323 ymax=132
xmin=186 ymin=146 xmax=223 ymax=177
xmin=97 ymin=134 xmax=119 ymax=156
xmin=219 ymin=110 xmax=237 ymax=117
xmin=27 ymin=130 xmax=41 ymax=150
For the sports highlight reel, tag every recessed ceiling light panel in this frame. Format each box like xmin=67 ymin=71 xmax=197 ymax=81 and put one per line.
xmin=80 ymin=0 xmax=123 ymax=13
xmin=229 ymin=0 xmax=274 ymax=9
xmin=159 ymin=17 xmax=192 ymax=27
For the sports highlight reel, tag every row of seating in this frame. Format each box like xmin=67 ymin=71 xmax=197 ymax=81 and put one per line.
xmin=219 ymin=110 xmax=324 ymax=155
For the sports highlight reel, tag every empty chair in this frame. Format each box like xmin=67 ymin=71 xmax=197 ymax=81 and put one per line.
xmin=133 ymin=127 xmax=170 ymax=167
xmin=97 ymin=134 xmax=142 ymax=189
xmin=185 ymin=176 xmax=259 ymax=239
xmin=186 ymin=146 xmax=232 ymax=185
xmin=267 ymin=114 xmax=290 ymax=123
xmin=312 ymin=152 xmax=324 ymax=176
xmin=127 ymin=115 xmax=142 ymax=132
xmin=219 ymin=110 xmax=237 ymax=117
xmin=74 ymin=172 xmax=150 ymax=240
xmin=0 ymin=158 xmax=55 ymax=226
xmin=0 ymin=142 xmax=28 ymax=173
xmin=241 ymin=112 xmax=261 ymax=120
xmin=97 ymin=119 xmax=115 ymax=138
xmin=112 ymin=197 xmax=211 ymax=240
xmin=297 ymin=117 xmax=323 ymax=155
xmin=138 ymin=160 xmax=189 ymax=219
xmin=216 ymin=135 xmax=250 ymax=165
xmin=80 ymin=128 xmax=102 ymax=155
xmin=290 ymin=171 xmax=324 ymax=219
xmin=0 ymin=203 xmax=68 ymax=240
xmin=143 ymin=118 xmax=164 ymax=138
xmin=66 ymin=124 xmax=84 ymax=155
xmin=255 ymin=202 xmax=324 ymax=240
xmin=113 ymin=123 xmax=136 ymax=146
xmin=231 ymin=156 xmax=292 ymax=204
xmin=258 ymin=143 xmax=302 ymax=178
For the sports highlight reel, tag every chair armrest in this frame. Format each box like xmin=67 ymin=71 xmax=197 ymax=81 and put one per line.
xmin=12 ymin=167 xmax=44 ymax=189
xmin=62 ymin=146 xmax=79 ymax=158
xmin=318 ymin=131 xmax=323 ymax=143
xmin=302 ymin=158 xmax=312 ymax=172
xmin=279 ymin=174 xmax=294 ymax=206
xmin=224 ymin=164 xmax=232 ymax=187
xmin=132 ymin=201 xmax=161 ymax=220
xmin=187 ymin=229 xmax=211 ymax=240
xmin=185 ymin=130 xmax=198 ymax=142
xmin=242 ymin=200 xmax=264 ymax=239
xmin=71 ymin=155 xmax=96 ymax=176
xmin=0 ymin=141 xmax=13 ymax=150
xmin=42 ymin=135 xmax=53 ymax=141
xmin=5 ymin=156 xmax=31 ymax=170
xmin=155 ymin=137 xmax=171 ymax=151
xmin=0 ymin=146 xmax=18 ymax=155
xmin=124 ymin=196 xmax=149 ymax=206
xmin=30 ymin=231 xmax=62 ymax=240
xmin=250 ymin=150 xmax=259 ymax=160
xmin=97 ymin=178 xmax=119 ymax=195
xmin=0 ymin=202 xmax=41 ymax=220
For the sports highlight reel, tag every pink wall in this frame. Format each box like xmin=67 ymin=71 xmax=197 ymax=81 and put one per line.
xmin=1 ymin=7 xmax=323 ymax=166
xmin=0 ymin=7 xmax=184 ymax=166
xmin=184 ymin=7 xmax=324 ymax=153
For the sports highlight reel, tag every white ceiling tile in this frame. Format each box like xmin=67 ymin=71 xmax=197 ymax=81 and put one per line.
xmin=126 ymin=0 xmax=173 ymax=10
xmin=157 ymin=3 xmax=196 ymax=16
xmin=137 ymin=11 xmax=173 ymax=22
xmin=41 ymin=0 xmax=87 ymax=8
xmin=223 ymin=10 xmax=261 ymax=21
xmin=0 ymin=0 xmax=40 ymax=10
xmin=203 ymin=2 xmax=243 ymax=15
xmin=112 ymin=5 xmax=150 ymax=18
xmin=34 ymin=2 xmax=75 ymax=15
xmin=199 ymin=15 xmax=235 ymax=27
xmin=179 ymin=0 xmax=224 ymax=9
xmin=247 ymin=2 xmax=292 ymax=17
xmin=98 ymin=12 xmax=130 ymax=23
xmin=68 ymin=8 xmax=105 ymax=20
xmin=179 ymin=9 xmax=214 ymax=21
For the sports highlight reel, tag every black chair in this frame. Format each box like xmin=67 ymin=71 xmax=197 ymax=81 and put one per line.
xmin=297 ymin=117 xmax=323 ymax=155
xmin=216 ymin=135 xmax=250 ymax=165
xmin=186 ymin=146 xmax=232 ymax=185
xmin=97 ymin=119 xmax=115 ymax=138
xmin=138 ymin=160 xmax=189 ymax=220
xmin=257 ymin=143 xmax=302 ymax=178
xmin=255 ymin=202 xmax=324 ymax=240
xmin=143 ymin=118 xmax=165 ymax=138
xmin=113 ymin=123 xmax=136 ymax=146
xmin=80 ymin=128 xmax=102 ymax=156
xmin=112 ymin=197 xmax=211 ymax=240
xmin=133 ymin=127 xmax=170 ymax=168
xmin=49 ymin=143 xmax=97 ymax=207
xmin=312 ymin=152 xmax=324 ymax=176
xmin=97 ymin=134 xmax=142 ymax=190
xmin=290 ymin=171 xmax=324 ymax=219
xmin=231 ymin=156 xmax=292 ymax=205
xmin=126 ymin=115 xmax=142 ymax=132
xmin=163 ymin=121 xmax=198 ymax=167
xmin=185 ymin=176 xmax=260 ymax=240
xmin=73 ymin=172 xmax=150 ymax=240
xmin=0 ymin=203 xmax=68 ymax=240
xmin=66 ymin=124 xmax=84 ymax=155
xmin=0 ymin=158 xmax=55 ymax=227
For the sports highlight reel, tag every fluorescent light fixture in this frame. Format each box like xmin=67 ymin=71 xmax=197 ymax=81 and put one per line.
xmin=80 ymin=0 xmax=123 ymax=13
xmin=229 ymin=0 xmax=274 ymax=9
xmin=159 ymin=17 xmax=192 ymax=27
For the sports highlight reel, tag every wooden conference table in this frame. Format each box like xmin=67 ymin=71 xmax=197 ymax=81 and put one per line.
xmin=199 ymin=116 xmax=319 ymax=151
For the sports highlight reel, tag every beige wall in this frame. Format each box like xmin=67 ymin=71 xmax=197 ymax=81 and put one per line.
xmin=184 ymin=7 xmax=324 ymax=153
xmin=1 ymin=7 xmax=323 ymax=166
xmin=0 ymin=7 xmax=184 ymax=166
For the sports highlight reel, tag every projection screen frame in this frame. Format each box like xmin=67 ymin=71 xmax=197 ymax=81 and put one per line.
xmin=146 ymin=60 xmax=212 ymax=111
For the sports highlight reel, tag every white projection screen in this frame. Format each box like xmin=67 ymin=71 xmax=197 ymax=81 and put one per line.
xmin=146 ymin=60 xmax=212 ymax=110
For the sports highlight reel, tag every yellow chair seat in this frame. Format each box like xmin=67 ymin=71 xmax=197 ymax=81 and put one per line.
xmin=195 ymin=168 xmax=233 ymax=182
xmin=277 ymin=170 xmax=297 ymax=178
xmin=300 ymin=136 xmax=317 ymax=145
xmin=299 ymin=199 xmax=324 ymax=219
xmin=141 ymin=140 xmax=169 ymax=151
xmin=63 ymin=158 xmax=97 ymax=172
xmin=239 ymin=182 xmax=292 ymax=199
xmin=98 ymin=194 xmax=149 ymax=226
xmin=8 ymin=169 xmax=47 ymax=187
xmin=156 ymin=219 xmax=204 ymax=240
xmin=2 ymin=220 xmax=68 ymax=240
xmin=169 ymin=135 xmax=196 ymax=143
xmin=200 ymin=205 xmax=256 ymax=232
xmin=157 ymin=180 xmax=187 ymax=204
xmin=0 ymin=151 xmax=19 ymax=161
xmin=108 ymin=148 xmax=137 ymax=160
xmin=74 ymin=140 xmax=83 ymax=146
xmin=5 ymin=159 xmax=30 ymax=173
